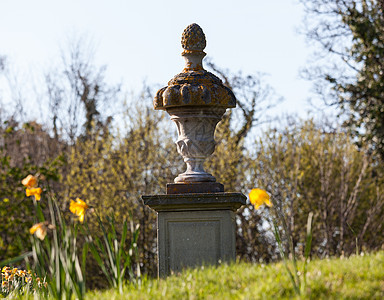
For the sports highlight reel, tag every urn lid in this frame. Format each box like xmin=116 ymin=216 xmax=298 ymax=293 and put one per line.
xmin=154 ymin=23 xmax=237 ymax=110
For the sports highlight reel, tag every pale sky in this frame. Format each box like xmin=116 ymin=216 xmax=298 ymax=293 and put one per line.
xmin=0 ymin=0 xmax=319 ymax=122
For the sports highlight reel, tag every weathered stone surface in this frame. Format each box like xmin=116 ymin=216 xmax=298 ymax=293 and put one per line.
xmin=143 ymin=192 xmax=246 ymax=211
xmin=153 ymin=23 xmax=236 ymax=110
xmin=181 ymin=23 xmax=206 ymax=52
xmin=166 ymin=182 xmax=224 ymax=194
xmin=158 ymin=210 xmax=234 ymax=276
xmin=142 ymin=193 xmax=246 ymax=277
xmin=168 ymin=106 xmax=225 ymax=183
xmin=154 ymin=71 xmax=236 ymax=110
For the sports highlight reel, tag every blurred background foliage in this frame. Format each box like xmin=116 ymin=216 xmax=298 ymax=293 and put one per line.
xmin=1 ymin=0 xmax=384 ymax=287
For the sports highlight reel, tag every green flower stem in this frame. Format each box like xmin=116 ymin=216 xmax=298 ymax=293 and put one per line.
xmin=273 ymin=220 xmax=300 ymax=296
xmin=302 ymin=212 xmax=313 ymax=294
xmin=272 ymin=206 xmax=301 ymax=290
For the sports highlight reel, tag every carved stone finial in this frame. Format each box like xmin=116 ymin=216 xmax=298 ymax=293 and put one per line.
xmin=181 ymin=23 xmax=206 ymax=52
xmin=181 ymin=23 xmax=207 ymax=72
xmin=153 ymin=24 xmax=236 ymax=110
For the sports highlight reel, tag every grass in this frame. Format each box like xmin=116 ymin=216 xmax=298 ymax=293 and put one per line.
xmin=86 ymin=251 xmax=384 ymax=300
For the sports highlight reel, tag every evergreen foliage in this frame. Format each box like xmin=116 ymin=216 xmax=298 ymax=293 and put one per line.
xmin=301 ymin=0 xmax=384 ymax=159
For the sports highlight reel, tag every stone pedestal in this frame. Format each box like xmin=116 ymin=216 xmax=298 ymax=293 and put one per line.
xmin=142 ymin=193 xmax=246 ymax=277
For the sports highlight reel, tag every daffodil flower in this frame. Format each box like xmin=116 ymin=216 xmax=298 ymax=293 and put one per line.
xmin=2 ymin=266 xmax=10 ymax=273
xmin=30 ymin=222 xmax=49 ymax=240
xmin=21 ymin=175 xmax=38 ymax=188
xmin=69 ymin=198 xmax=89 ymax=223
xmin=249 ymin=188 xmax=272 ymax=209
xmin=26 ymin=187 xmax=43 ymax=201
xmin=22 ymin=174 xmax=42 ymax=200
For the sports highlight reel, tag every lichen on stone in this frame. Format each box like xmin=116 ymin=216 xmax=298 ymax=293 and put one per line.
xmin=181 ymin=23 xmax=206 ymax=52
xmin=154 ymin=24 xmax=237 ymax=110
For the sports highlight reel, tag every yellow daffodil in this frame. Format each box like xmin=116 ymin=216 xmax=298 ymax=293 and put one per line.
xmin=26 ymin=187 xmax=42 ymax=201
xmin=30 ymin=222 xmax=48 ymax=240
xmin=69 ymin=198 xmax=89 ymax=223
xmin=21 ymin=175 xmax=38 ymax=188
xmin=2 ymin=266 xmax=10 ymax=273
xmin=249 ymin=188 xmax=272 ymax=209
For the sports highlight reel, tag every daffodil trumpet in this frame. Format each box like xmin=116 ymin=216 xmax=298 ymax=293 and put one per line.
xmin=26 ymin=187 xmax=43 ymax=201
xmin=249 ymin=188 xmax=272 ymax=209
xmin=69 ymin=198 xmax=90 ymax=223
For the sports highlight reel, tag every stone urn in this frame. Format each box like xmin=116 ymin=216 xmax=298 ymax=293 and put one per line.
xmin=154 ymin=23 xmax=237 ymax=184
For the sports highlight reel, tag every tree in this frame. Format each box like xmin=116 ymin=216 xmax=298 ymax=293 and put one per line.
xmin=301 ymin=0 xmax=384 ymax=159
xmin=0 ymin=55 xmax=5 ymax=72
xmin=205 ymin=60 xmax=281 ymax=191
xmin=45 ymin=38 xmax=120 ymax=143
xmin=251 ymin=118 xmax=384 ymax=257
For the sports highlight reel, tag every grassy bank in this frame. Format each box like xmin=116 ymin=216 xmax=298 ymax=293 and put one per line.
xmin=87 ymin=251 xmax=384 ymax=299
